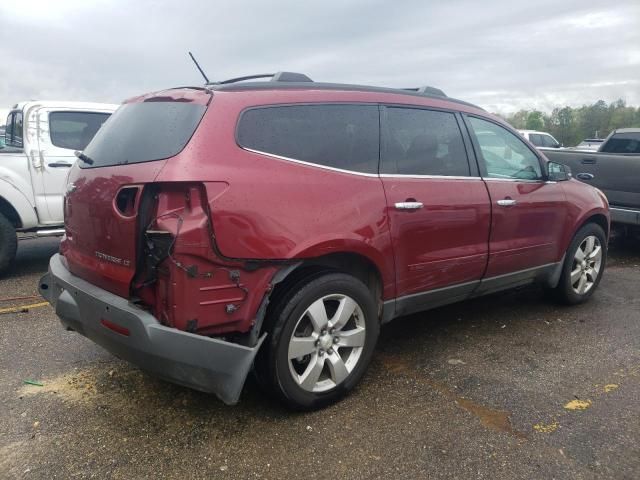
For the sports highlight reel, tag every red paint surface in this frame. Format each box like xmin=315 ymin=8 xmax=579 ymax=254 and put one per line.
xmin=62 ymin=87 xmax=609 ymax=336
xmin=483 ymin=179 xmax=569 ymax=277
xmin=381 ymin=177 xmax=491 ymax=296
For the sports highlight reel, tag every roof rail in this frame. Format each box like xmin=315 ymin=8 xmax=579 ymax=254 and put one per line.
xmin=209 ymin=71 xmax=313 ymax=85
xmin=403 ymin=86 xmax=447 ymax=98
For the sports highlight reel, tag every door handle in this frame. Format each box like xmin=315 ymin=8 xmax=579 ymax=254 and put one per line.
xmin=581 ymin=157 xmax=596 ymax=165
xmin=48 ymin=162 xmax=73 ymax=168
xmin=394 ymin=201 xmax=424 ymax=210
xmin=497 ymin=199 xmax=517 ymax=207
xmin=576 ymin=172 xmax=594 ymax=180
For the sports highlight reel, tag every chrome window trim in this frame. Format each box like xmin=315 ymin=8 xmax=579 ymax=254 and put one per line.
xmin=379 ymin=174 xmax=481 ymax=180
xmin=482 ymin=177 xmax=545 ymax=184
xmin=240 ymin=147 xmax=381 ymax=177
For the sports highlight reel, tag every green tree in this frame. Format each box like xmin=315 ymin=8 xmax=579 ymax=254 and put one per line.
xmin=504 ymin=99 xmax=639 ymax=147
xmin=525 ymin=111 xmax=544 ymax=130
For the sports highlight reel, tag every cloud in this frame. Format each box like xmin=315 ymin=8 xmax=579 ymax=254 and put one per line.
xmin=0 ymin=0 xmax=638 ymax=116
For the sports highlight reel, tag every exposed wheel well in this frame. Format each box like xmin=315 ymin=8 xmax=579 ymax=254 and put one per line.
xmin=578 ymin=214 xmax=609 ymax=240
xmin=261 ymin=253 xmax=384 ymax=335
xmin=0 ymin=197 xmax=22 ymax=228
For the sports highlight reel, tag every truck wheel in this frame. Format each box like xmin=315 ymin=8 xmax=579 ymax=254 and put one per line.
xmin=552 ymin=223 xmax=606 ymax=305
xmin=0 ymin=213 xmax=17 ymax=276
xmin=256 ymin=272 xmax=379 ymax=410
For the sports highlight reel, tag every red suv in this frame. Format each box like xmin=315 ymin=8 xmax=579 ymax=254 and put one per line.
xmin=40 ymin=73 xmax=609 ymax=409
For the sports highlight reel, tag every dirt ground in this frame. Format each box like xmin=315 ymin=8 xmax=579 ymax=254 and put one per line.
xmin=1 ymin=237 xmax=639 ymax=479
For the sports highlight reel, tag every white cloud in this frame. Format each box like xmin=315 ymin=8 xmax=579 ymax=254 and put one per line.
xmin=0 ymin=0 xmax=638 ymax=115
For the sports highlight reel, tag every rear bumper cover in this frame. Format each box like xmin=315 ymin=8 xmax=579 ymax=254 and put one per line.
xmin=39 ymin=254 xmax=264 ymax=405
xmin=610 ymin=206 xmax=640 ymax=226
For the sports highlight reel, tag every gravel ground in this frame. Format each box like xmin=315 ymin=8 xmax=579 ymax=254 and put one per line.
xmin=1 ymin=236 xmax=639 ymax=479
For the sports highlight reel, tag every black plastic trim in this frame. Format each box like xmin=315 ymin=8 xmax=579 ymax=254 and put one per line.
xmin=382 ymin=262 xmax=562 ymax=323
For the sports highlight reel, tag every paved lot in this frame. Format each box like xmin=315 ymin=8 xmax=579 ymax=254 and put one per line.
xmin=1 ymin=237 xmax=639 ymax=479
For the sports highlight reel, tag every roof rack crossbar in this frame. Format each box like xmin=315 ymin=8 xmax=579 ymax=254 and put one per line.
xmin=210 ymin=71 xmax=313 ymax=85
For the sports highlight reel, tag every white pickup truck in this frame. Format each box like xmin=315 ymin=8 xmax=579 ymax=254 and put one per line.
xmin=0 ymin=101 xmax=118 ymax=274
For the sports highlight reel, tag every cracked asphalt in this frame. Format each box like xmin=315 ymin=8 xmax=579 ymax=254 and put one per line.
xmin=1 ymin=236 xmax=639 ymax=479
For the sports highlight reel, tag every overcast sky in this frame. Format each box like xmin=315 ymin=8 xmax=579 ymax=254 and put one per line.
xmin=1 ymin=0 xmax=639 ymax=122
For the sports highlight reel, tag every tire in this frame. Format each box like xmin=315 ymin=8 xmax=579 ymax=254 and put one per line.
xmin=0 ymin=213 xmax=17 ymax=276
xmin=255 ymin=272 xmax=380 ymax=410
xmin=552 ymin=223 xmax=607 ymax=305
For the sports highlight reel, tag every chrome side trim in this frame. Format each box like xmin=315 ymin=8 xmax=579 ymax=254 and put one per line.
xmin=241 ymin=147 xmax=380 ymax=177
xmin=610 ymin=206 xmax=640 ymax=226
xmin=483 ymin=177 xmax=545 ymax=184
xmin=379 ymin=174 xmax=482 ymax=180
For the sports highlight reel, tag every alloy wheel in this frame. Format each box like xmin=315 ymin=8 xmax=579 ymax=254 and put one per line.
xmin=287 ymin=294 xmax=366 ymax=393
xmin=570 ymin=235 xmax=602 ymax=295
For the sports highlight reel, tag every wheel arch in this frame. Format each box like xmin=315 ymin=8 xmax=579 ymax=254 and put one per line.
xmin=0 ymin=195 xmax=23 ymax=228
xmin=256 ymin=251 xmax=386 ymax=339
xmin=579 ymin=213 xmax=609 ymax=239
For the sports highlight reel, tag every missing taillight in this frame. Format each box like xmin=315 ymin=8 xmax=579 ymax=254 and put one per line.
xmin=115 ymin=187 xmax=140 ymax=217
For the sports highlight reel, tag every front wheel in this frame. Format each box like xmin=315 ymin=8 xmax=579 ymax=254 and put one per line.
xmin=552 ymin=223 xmax=607 ymax=305
xmin=257 ymin=272 xmax=379 ymax=410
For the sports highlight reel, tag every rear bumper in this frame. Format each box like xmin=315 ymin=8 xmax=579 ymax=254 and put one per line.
xmin=39 ymin=254 xmax=264 ymax=405
xmin=610 ymin=207 xmax=640 ymax=226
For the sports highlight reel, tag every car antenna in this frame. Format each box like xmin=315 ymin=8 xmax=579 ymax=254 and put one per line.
xmin=188 ymin=51 xmax=210 ymax=84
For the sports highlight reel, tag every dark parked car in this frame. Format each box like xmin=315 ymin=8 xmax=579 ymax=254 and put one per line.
xmin=542 ymin=128 xmax=640 ymax=228
xmin=40 ymin=73 xmax=610 ymax=409
xmin=573 ymin=138 xmax=604 ymax=151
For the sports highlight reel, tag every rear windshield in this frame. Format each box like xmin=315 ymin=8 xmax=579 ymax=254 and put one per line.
xmin=81 ymin=102 xmax=206 ymax=168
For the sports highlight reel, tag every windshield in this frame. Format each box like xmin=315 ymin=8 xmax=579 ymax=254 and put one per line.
xmin=81 ymin=101 xmax=206 ymax=168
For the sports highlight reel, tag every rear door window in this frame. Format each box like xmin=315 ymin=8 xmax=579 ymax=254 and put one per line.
xmin=528 ymin=133 xmax=543 ymax=146
xmin=468 ymin=117 xmax=543 ymax=181
xmin=237 ymin=104 xmax=379 ymax=174
xmin=381 ymin=107 xmax=470 ymax=176
xmin=5 ymin=111 xmax=23 ymax=148
xmin=81 ymin=102 xmax=207 ymax=168
xmin=49 ymin=111 xmax=111 ymax=150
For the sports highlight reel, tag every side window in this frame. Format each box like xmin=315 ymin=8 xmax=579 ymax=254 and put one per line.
xmin=49 ymin=111 xmax=111 ymax=150
xmin=541 ymin=135 xmax=559 ymax=148
xmin=381 ymin=107 xmax=470 ymax=176
xmin=528 ymin=133 xmax=542 ymax=146
xmin=237 ymin=104 xmax=379 ymax=174
xmin=3 ymin=113 xmax=13 ymax=147
xmin=5 ymin=111 xmax=23 ymax=148
xmin=468 ymin=117 xmax=543 ymax=181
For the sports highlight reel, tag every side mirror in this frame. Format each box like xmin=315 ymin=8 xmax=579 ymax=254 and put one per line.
xmin=547 ymin=161 xmax=571 ymax=181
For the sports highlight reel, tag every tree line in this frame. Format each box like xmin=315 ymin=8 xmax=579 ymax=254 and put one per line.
xmin=498 ymin=99 xmax=640 ymax=147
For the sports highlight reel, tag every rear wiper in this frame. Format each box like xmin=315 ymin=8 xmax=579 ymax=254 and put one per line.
xmin=74 ymin=150 xmax=94 ymax=165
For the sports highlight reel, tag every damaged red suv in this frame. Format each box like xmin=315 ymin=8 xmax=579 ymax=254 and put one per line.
xmin=40 ymin=72 xmax=609 ymax=409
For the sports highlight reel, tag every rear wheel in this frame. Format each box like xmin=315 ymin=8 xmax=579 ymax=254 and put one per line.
xmin=0 ymin=213 xmax=17 ymax=276
xmin=256 ymin=272 xmax=379 ymax=410
xmin=552 ymin=223 xmax=606 ymax=305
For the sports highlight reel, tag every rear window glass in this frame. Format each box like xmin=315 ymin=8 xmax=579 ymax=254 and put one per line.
xmin=601 ymin=132 xmax=640 ymax=154
xmin=81 ymin=102 xmax=206 ymax=168
xmin=237 ymin=104 xmax=379 ymax=174
xmin=49 ymin=111 xmax=111 ymax=150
